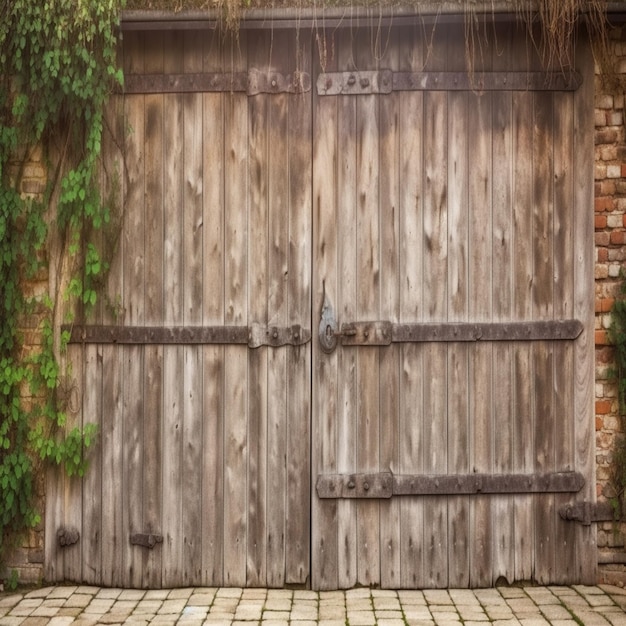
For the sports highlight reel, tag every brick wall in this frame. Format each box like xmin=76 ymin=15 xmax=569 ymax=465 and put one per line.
xmin=595 ymin=26 xmax=626 ymax=585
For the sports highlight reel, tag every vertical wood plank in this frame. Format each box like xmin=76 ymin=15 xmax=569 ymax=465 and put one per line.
xmin=201 ymin=29 xmax=225 ymax=587
xmin=532 ymin=89 xmax=556 ymax=584
xmin=468 ymin=59 xmax=493 ymax=588
xmin=379 ymin=26 xmax=401 ymax=590
xmin=285 ymin=30 xmax=312 ymax=586
xmin=553 ymin=88 xmax=577 ymax=583
xmin=491 ymin=23 xmax=515 ymax=585
xmin=573 ymin=39 xmax=597 ymax=584
xmin=398 ymin=21 xmax=424 ymax=589
xmin=141 ymin=30 xmax=165 ymax=588
xmin=355 ymin=27 xmax=381 ymax=588
xmin=422 ymin=26 xmax=448 ymax=588
xmin=266 ymin=31 xmax=292 ymax=588
xmin=246 ymin=29 xmax=270 ymax=588
xmin=223 ymin=32 xmax=248 ymax=587
xmin=335 ymin=32 xmax=358 ymax=590
xmin=161 ymin=30 xmax=185 ymax=588
xmin=312 ymin=27 xmax=339 ymax=590
xmin=511 ymin=47 xmax=535 ymax=581
xmin=181 ymin=31 xmax=205 ymax=587
xmin=446 ymin=22 xmax=470 ymax=589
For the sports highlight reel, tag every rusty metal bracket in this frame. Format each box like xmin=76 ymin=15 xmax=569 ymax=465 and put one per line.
xmin=57 ymin=527 xmax=80 ymax=548
xmin=130 ymin=533 xmax=163 ymax=549
xmin=123 ymin=70 xmax=310 ymax=95
xmin=558 ymin=501 xmax=616 ymax=526
xmin=317 ymin=471 xmax=585 ymax=499
xmin=63 ymin=324 xmax=311 ymax=348
xmin=317 ymin=70 xmax=582 ymax=95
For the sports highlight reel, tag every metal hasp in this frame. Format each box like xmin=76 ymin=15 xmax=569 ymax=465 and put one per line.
xmin=57 ymin=527 xmax=80 ymax=547
xmin=317 ymin=70 xmax=582 ymax=95
xmin=63 ymin=324 xmax=311 ymax=349
xmin=559 ymin=501 xmax=616 ymax=526
xmin=130 ymin=533 xmax=163 ymax=549
xmin=123 ymin=69 xmax=311 ymax=95
xmin=317 ymin=471 xmax=585 ymax=499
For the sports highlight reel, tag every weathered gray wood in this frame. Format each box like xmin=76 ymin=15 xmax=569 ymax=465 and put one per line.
xmin=201 ymin=28 xmax=226 ymax=586
xmin=491 ymin=23 xmax=515 ymax=585
xmin=285 ymin=29 xmax=312 ymax=586
xmin=355 ymin=26 xmax=381 ymax=588
xmin=532 ymin=89 xmax=556 ymax=585
xmin=311 ymin=26 xmax=340 ymax=590
xmin=222 ymin=31 xmax=248 ymax=587
xmin=141 ymin=30 xmax=165 ymax=589
xmin=553 ymin=84 xmax=577 ymax=583
xmin=246 ymin=28 xmax=270 ymax=587
xmin=160 ymin=29 xmax=185 ymax=588
xmin=446 ymin=22 xmax=470 ymax=588
xmin=573 ymin=38 xmax=597 ymax=584
xmin=468 ymin=56 xmax=493 ymax=586
xmin=379 ymin=28 xmax=401 ymax=589
xmin=398 ymin=23 xmax=425 ymax=590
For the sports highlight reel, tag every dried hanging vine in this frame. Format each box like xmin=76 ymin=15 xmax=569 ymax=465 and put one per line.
xmin=0 ymin=0 xmax=123 ymax=572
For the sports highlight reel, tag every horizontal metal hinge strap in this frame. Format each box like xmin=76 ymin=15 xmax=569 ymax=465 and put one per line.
xmin=559 ymin=501 xmax=616 ymax=526
xmin=339 ymin=319 xmax=583 ymax=346
xmin=317 ymin=471 xmax=585 ymax=499
xmin=317 ymin=70 xmax=582 ymax=95
xmin=63 ymin=324 xmax=311 ymax=348
xmin=123 ymin=69 xmax=311 ymax=95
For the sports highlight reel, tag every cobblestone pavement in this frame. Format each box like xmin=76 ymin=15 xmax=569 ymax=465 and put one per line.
xmin=1 ymin=584 xmax=626 ymax=625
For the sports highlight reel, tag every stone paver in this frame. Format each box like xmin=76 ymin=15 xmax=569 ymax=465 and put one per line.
xmin=0 ymin=584 xmax=625 ymax=624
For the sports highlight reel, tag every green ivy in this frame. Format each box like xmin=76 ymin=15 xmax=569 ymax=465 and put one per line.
xmin=609 ymin=280 xmax=626 ymax=515
xmin=0 ymin=0 xmax=123 ymax=566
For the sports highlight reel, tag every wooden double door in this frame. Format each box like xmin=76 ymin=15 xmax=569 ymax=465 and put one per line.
xmin=46 ymin=21 xmax=596 ymax=589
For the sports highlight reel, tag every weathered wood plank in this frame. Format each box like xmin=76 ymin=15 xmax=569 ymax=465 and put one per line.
xmin=398 ymin=22 xmax=424 ymax=589
xmin=246 ymin=29 xmax=270 ymax=587
xmin=422 ymin=26 xmax=448 ymax=588
xmin=201 ymin=28 xmax=226 ymax=587
xmin=141 ymin=34 xmax=165 ymax=586
xmin=160 ymin=29 xmax=185 ymax=588
xmin=355 ymin=26 xmax=381 ymax=588
xmin=468 ymin=62 xmax=493 ymax=587
xmin=285 ymin=30 xmax=312 ymax=586
xmin=181 ymin=32 xmax=205 ymax=586
xmin=553 ymin=86 xmax=577 ymax=583
xmin=573 ymin=38 xmax=597 ymax=584
xmin=266 ymin=30 xmax=291 ymax=588
xmin=446 ymin=22 xmax=470 ymax=588
xmin=311 ymin=27 xmax=339 ymax=590
xmin=532 ymin=89 xmax=556 ymax=584
xmin=222 ymin=31 xmax=248 ymax=587
xmin=378 ymin=25 xmax=401 ymax=590
xmin=491 ymin=22 xmax=515 ymax=585
xmin=512 ymin=77 xmax=535 ymax=582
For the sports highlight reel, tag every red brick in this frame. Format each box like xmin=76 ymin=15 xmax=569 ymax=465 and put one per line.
xmin=596 ymin=399 xmax=612 ymax=414
xmin=621 ymin=163 xmax=626 ymax=178
xmin=596 ymin=232 xmax=610 ymax=246
xmin=596 ymin=329 xmax=611 ymax=345
xmin=596 ymin=196 xmax=613 ymax=212
xmin=602 ymin=297 xmax=616 ymax=312
xmin=596 ymin=215 xmax=608 ymax=229
xmin=598 ymin=247 xmax=609 ymax=262
xmin=610 ymin=230 xmax=626 ymax=245
xmin=597 ymin=416 xmax=605 ymax=431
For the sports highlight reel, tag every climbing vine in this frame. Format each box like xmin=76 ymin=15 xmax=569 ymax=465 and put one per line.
xmin=0 ymin=0 xmax=123 ymax=566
